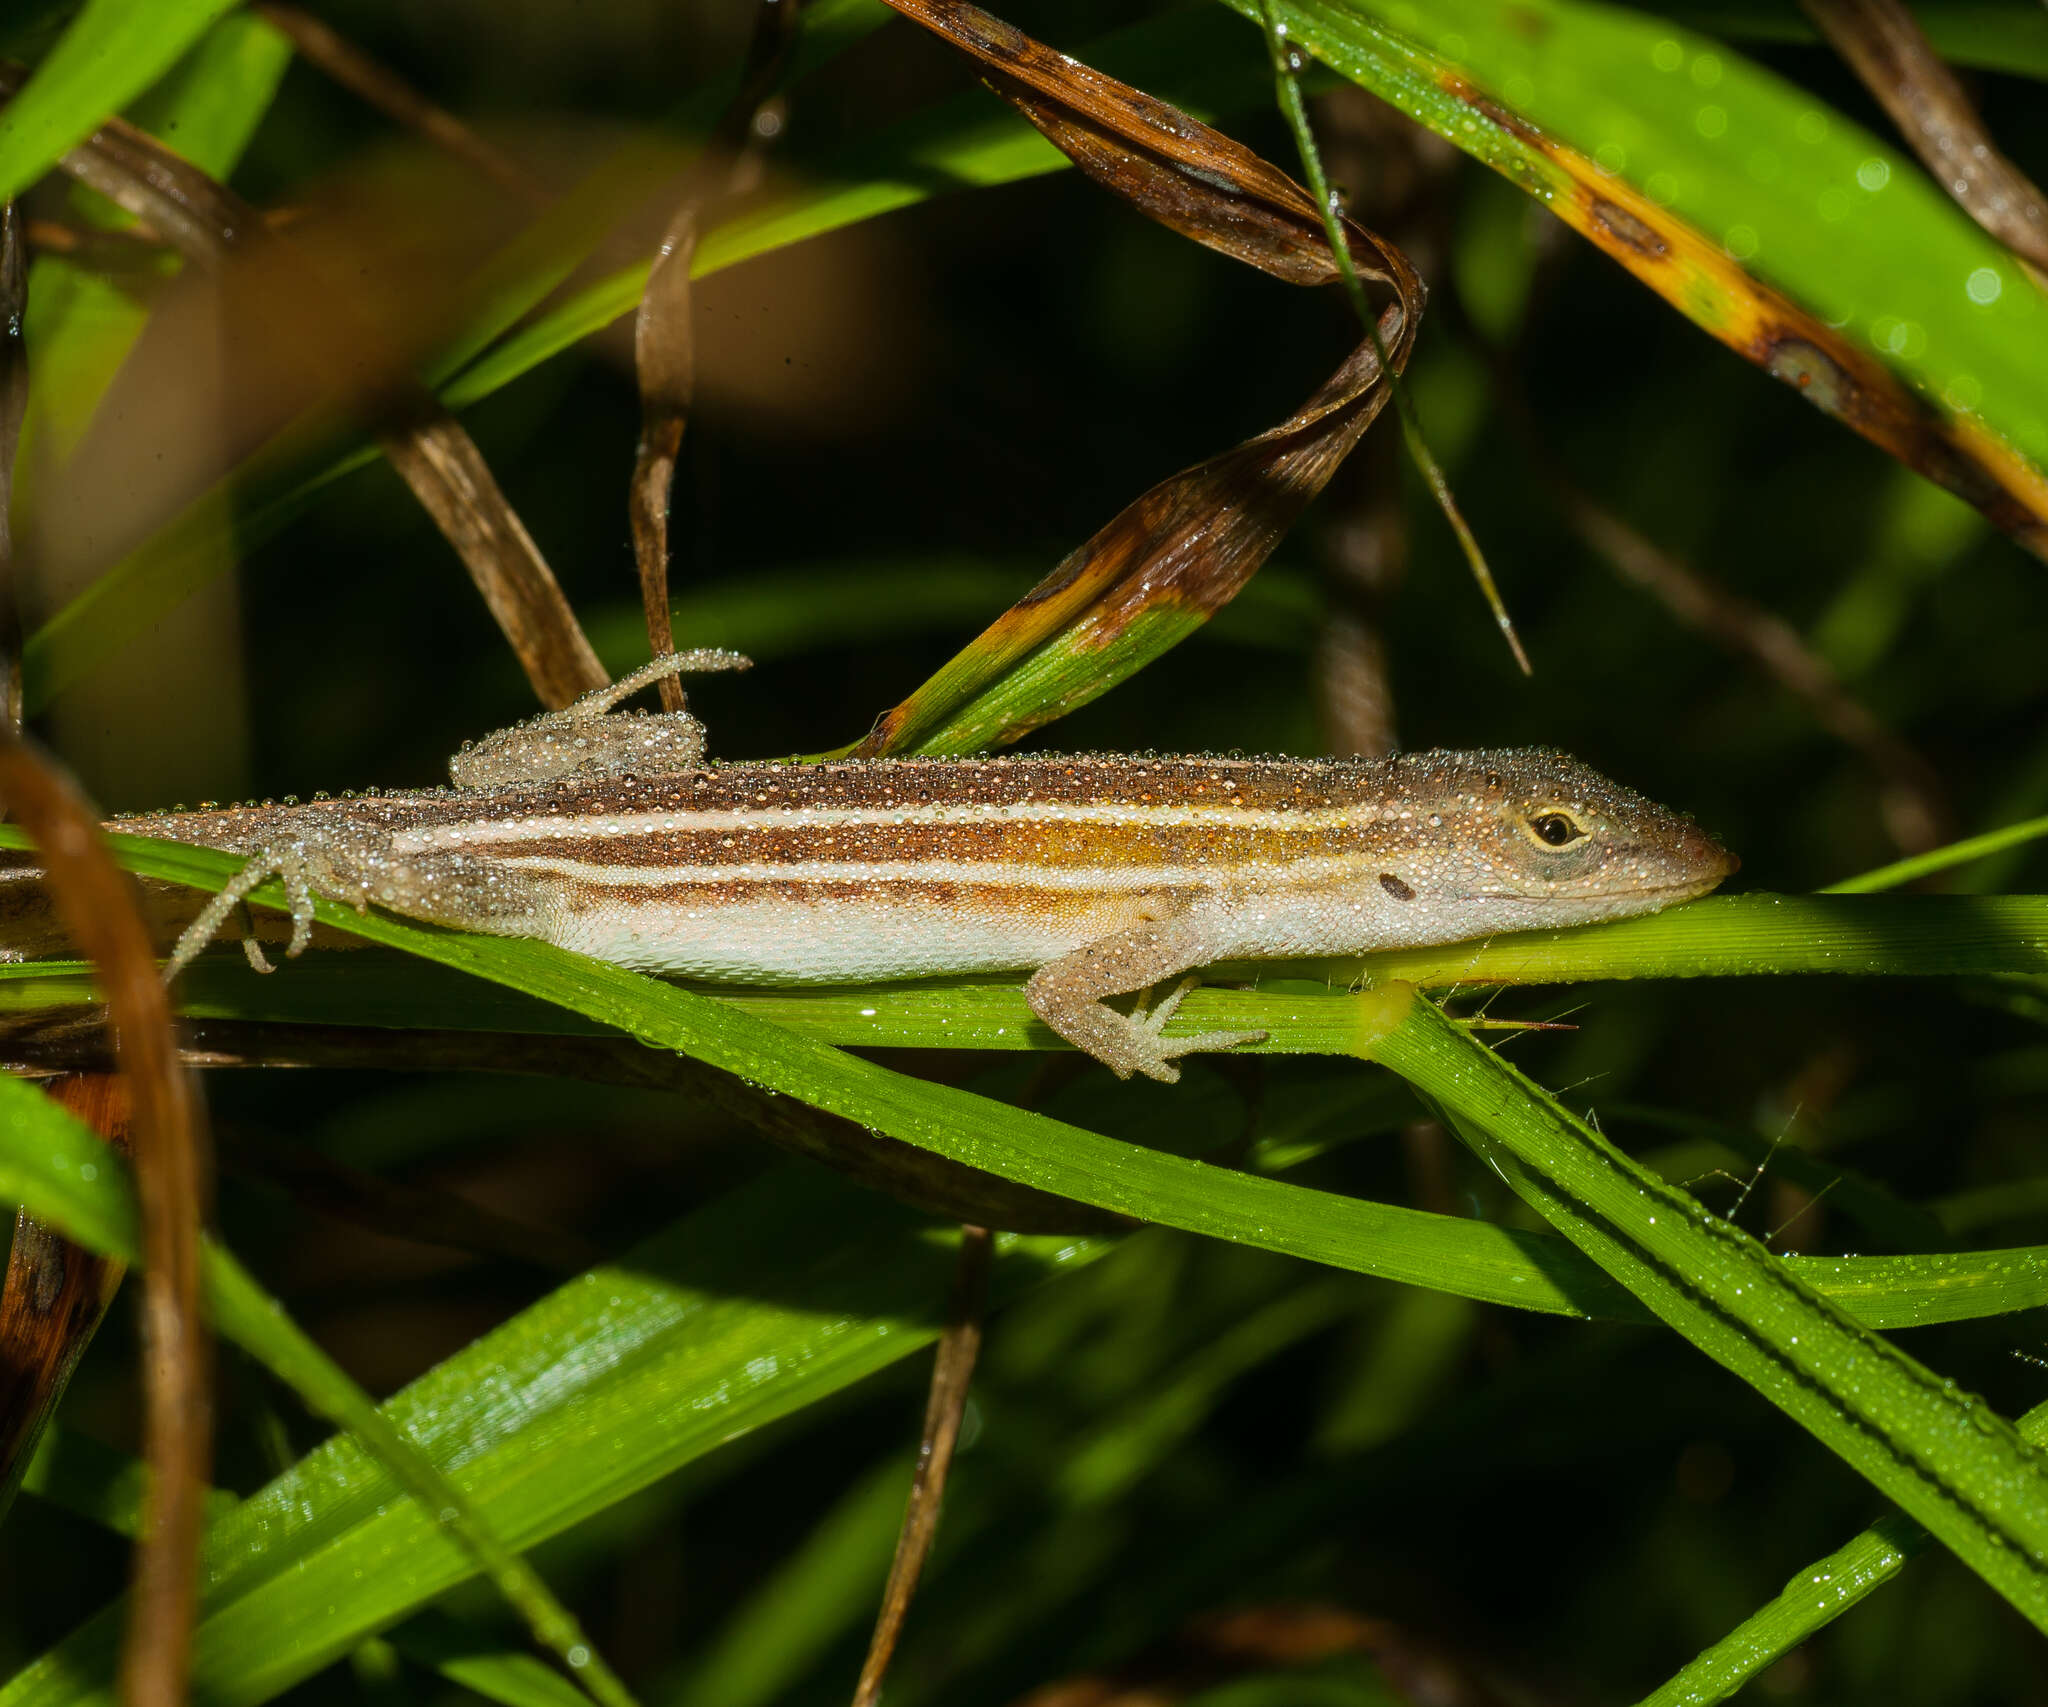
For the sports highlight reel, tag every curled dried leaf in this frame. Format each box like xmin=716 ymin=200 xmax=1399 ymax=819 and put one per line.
xmin=0 ymin=1076 xmax=130 ymax=1525
xmin=852 ymin=0 xmax=1424 ymax=757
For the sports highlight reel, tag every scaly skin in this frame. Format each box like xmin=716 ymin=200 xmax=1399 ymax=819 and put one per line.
xmin=14 ymin=658 xmax=1741 ymax=1080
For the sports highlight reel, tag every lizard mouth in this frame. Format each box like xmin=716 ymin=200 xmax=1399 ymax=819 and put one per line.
xmin=1468 ymin=874 xmax=1730 ymax=904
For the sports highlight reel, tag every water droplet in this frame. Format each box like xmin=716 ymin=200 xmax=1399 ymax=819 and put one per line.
xmin=1966 ymin=266 xmax=2004 ymax=306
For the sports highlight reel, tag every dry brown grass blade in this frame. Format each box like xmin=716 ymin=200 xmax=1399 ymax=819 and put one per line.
xmin=0 ymin=1075 xmax=130 ymax=1522
xmin=376 ymin=412 xmax=605 ymax=708
xmin=851 ymin=1222 xmax=992 ymax=1707
xmin=0 ymin=739 xmax=210 ymax=1707
xmin=630 ymin=197 xmax=698 ymax=715
xmin=252 ymin=3 xmax=551 ymax=209
xmin=0 ymin=64 xmax=606 ymax=710
xmin=1802 ymin=0 xmax=2048 ymax=280
xmin=631 ymin=0 xmax=800 ymax=712
xmin=849 ymin=0 xmax=1423 ymax=757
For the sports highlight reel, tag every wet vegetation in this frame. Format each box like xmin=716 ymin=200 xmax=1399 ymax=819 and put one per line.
xmin=1 ymin=2 xmax=2048 ymax=1704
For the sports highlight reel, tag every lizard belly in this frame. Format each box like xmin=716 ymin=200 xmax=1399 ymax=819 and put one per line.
xmin=531 ymin=887 xmax=1188 ymax=984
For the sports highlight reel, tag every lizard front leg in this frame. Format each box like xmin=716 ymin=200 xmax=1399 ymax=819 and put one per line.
xmin=1024 ymin=913 xmax=1266 ymax=1083
xmin=163 ymin=844 xmax=321 ymax=982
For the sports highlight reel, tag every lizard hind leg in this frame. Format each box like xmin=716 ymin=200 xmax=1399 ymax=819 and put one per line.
xmin=1025 ymin=916 xmax=1266 ymax=1084
xmin=164 ymin=847 xmax=318 ymax=983
xmin=449 ymin=648 xmax=753 ymax=789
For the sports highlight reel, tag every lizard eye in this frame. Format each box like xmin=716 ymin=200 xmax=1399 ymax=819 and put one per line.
xmin=1528 ymin=811 xmax=1586 ymax=848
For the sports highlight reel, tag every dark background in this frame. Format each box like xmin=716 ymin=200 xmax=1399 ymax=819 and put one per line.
xmin=5 ymin=3 xmax=2048 ymax=1702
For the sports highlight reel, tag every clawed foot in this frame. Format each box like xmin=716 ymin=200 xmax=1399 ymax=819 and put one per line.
xmin=1121 ymin=976 xmax=1267 ymax=1083
xmin=164 ymin=848 xmax=318 ymax=984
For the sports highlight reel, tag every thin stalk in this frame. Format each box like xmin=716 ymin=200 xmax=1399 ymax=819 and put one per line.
xmin=1825 ymin=813 xmax=2048 ymax=893
xmin=1256 ymin=0 xmax=1529 ymax=674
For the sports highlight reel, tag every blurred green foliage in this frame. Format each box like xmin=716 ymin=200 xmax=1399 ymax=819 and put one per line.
xmin=3 ymin=2 xmax=2048 ymax=1705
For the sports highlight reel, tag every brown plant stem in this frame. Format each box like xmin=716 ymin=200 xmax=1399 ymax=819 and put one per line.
xmin=254 ymin=3 xmax=551 ymax=209
xmin=852 ymin=1222 xmax=992 ymax=1707
xmin=1802 ymin=0 xmax=2048 ymax=281
xmin=0 ymin=739 xmax=210 ymax=1707
xmin=631 ymin=0 xmax=800 ymax=710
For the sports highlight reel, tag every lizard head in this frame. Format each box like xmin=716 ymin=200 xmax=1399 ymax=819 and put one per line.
xmin=1396 ymin=748 xmax=1736 ymax=931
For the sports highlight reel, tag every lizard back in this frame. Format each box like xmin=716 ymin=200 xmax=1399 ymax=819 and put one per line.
xmin=108 ymin=750 xmax=1735 ymax=984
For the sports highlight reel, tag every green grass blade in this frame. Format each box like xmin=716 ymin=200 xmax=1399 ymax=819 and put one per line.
xmin=198 ymin=1253 xmax=640 ymax=1707
xmin=19 ymin=1437 xmax=587 ymax=1707
xmin=11 ymin=831 xmax=2048 ymax=1333
xmin=0 ymin=0 xmax=241 ymax=203
xmin=1825 ymin=814 xmax=2048 ymax=893
xmin=0 ymin=1073 xmax=639 ymax=1707
xmin=0 ymin=1159 xmax=1106 ymax=1707
xmin=12 ymin=841 xmax=2048 ymax=1689
xmin=383 ymin=1615 xmax=605 ymax=1707
xmin=20 ymin=1424 xmax=237 ymax=1540
xmin=17 ymin=1430 xmax=602 ymax=1707
xmin=6 ymin=887 xmax=2046 ymax=1044
xmin=18 ymin=11 xmax=289 ymax=466
xmin=18 ymin=6 xmax=1291 ymax=712
xmin=1630 ymin=1405 xmax=2048 ymax=1706
xmin=1217 ymin=0 xmax=2048 ymax=532
xmin=7 ymin=926 xmax=2043 ymax=1331
xmin=1330 ymin=892 xmax=2048 ymax=986
xmin=1370 ymin=993 xmax=2048 ymax=1632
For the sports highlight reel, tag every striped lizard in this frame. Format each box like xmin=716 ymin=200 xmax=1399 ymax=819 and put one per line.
xmin=84 ymin=653 xmax=1735 ymax=1081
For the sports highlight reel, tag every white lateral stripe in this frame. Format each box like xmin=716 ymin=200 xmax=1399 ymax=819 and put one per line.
xmin=488 ymin=853 xmax=1378 ymax=890
xmin=390 ymin=799 xmax=1422 ymax=853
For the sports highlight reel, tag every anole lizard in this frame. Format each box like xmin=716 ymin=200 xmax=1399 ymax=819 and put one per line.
xmin=66 ymin=653 xmax=1735 ymax=1081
